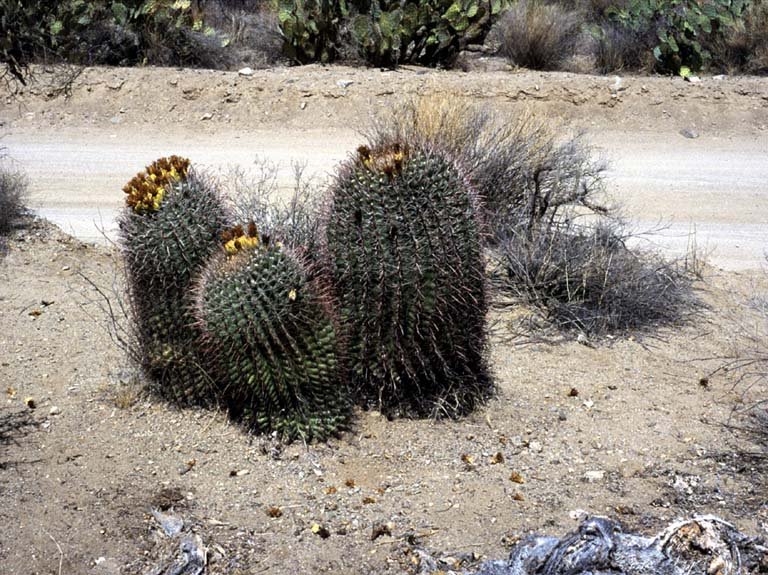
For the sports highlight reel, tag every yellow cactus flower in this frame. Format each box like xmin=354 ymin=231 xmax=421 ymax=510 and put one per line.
xmin=222 ymin=222 xmax=260 ymax=256
xmin=123 ymin=155 xmax=190 ymax=214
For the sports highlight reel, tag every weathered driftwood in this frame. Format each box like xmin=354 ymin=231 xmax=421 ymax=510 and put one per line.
xmin=418 ymin=516 xmax=767 ymax=575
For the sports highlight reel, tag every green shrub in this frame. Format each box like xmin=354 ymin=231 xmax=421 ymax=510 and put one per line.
xmin=325 ymin=143 xmax=491 ymax=417
xmin=1 ymin=0 xmax=229 ymax=78
xmin=707 ymin=0 xmax=768 ymax=73
xmin=277 ymin=0 xmax=347 ymax=63
xmin=276 ymin=0 xmax=509 ymax=66
xmin=118 ymin=157 xmax=230 ymax=404
xmin=195 ymin=225 xmax=348 ymax=441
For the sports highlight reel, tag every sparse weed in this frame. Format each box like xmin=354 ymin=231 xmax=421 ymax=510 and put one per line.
xmin=114 ymin=383 xmax=140 ymax=410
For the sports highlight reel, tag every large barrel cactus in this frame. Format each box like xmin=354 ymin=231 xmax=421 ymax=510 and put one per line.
xmin=195 ymin=224 xmax=348 ymax=441
xmin=324 ymin=143 xmax=491 ymax=417
xmin=118 ymin=156 xmax=229 ymax=404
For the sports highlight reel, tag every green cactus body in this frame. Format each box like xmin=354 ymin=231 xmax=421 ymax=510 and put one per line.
xmin=196 ymin=240 xmax=348 ymax=441
xmin=119 ymin=161 xmax=229 ymax=404
xmin=325 ymin=144 xmax=491 ymax=417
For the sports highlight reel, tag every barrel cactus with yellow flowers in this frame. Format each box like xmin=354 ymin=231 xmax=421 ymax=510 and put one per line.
xmin=194 ymin=223 xmax=349 ymax=441
xmin=324 ymin=143 xmax=491 ymax=418
xmin=118 ymin=156 xmax=229 ymax=404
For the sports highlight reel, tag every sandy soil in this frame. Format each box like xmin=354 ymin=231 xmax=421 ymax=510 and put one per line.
xmin=1 ymin=65 xmax=767 ymax=574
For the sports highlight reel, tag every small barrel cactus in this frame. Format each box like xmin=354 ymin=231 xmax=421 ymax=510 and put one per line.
xmin=195 ymin=224 xmax=348 ymax=441
xmin=118 ymin=156 xmax=229 ymax=404
xmin=324 ymin=143 xmax=491 ymax=417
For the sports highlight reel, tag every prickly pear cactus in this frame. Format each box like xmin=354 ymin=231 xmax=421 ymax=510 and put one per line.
xmin=118 ymin=156 xmax=229 ymax=404
xmin=325 ymin=143 xmax=491 ymax=417
xmin=350 ymin=0 xmax=510 ymax=66
xmin=278 ymin=0 xmax=348 ymax=63
xmin=195 ymin=224 xmax=348 ymax=441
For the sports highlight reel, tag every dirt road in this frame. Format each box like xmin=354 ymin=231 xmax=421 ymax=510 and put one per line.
xmin=2 ymin=65 xmax=767 ymax=268
xmin=5 ymin=127 xmax=766 ymax=270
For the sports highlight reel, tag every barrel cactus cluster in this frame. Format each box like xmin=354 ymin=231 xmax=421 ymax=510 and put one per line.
xmin=118 ymin=145 xmax=492 ymax=440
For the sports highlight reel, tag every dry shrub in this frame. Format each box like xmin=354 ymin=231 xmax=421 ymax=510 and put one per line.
xmin=708 ymin=0 xmax=768 ymax=74
xmin=365 ymin=95 xmax=607 ymax=236
xmin=0 ymin=156 xmax=28 ymax=236
xmin=492 ymin=0 xmax=583 ymax=70
xmin=204 ymin=0 xmax=283 ymax=67
xmin=494 ymin=219 xmax=696 ymax=335
xmin=721 ymin=280 xmax=768 ymax=465
xmin=218 ymin=158 xmax=322 ymax=253
xmin=594 ymin=21 xmax=656 ymax=73
xmin=0 ymin=407 xmax=38 ymax=470
xmin=140 ymin=26 xmax=232 ymax=69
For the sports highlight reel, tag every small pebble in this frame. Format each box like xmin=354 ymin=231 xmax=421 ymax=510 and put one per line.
xmin=680 ymin=128 xmax=699 ymax=139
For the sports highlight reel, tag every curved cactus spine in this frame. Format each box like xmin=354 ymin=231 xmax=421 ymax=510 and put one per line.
xmin=118 ymin=157 xmax=229 ymax=404
xmin=195 ymin=224 xmax=348 ymax=441
xmin=324 ymin=143 xmax=491 ymax=417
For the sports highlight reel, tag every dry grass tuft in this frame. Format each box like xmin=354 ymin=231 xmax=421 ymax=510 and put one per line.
xmin=492 ymin=0 xmax=583 ymax=70
xmin=0 ymin=155 xmax=28 ymax=237
xmin=365 ymin=95 xmax=606 ymax=237
xmin=114 ymin=384 xmax=140 ymax=410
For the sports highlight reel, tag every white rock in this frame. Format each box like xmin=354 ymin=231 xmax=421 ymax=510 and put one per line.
xmin=49 ymin=405 xmax=61 ymax=416
xmin=336 ymin=79 xmax=354 ymax=89
xmin=238 ymin=67 xmax=254 ymax=77
xmin=584 ymin=470 xmax=605 ymax=482
xmin=569 ymin=508 xmax=589 ymax=520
